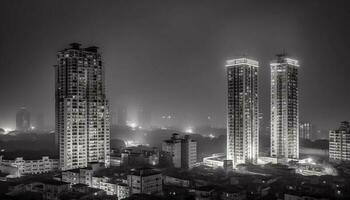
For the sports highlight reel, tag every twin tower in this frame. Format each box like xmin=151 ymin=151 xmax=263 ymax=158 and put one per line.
xmin=226 ymin=54 xmax=299 ymax=166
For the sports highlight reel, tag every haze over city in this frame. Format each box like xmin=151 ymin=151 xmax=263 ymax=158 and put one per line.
xmin=1 ymin=0 xmax=350 ymax=134
xmin=2 ymin=1 xmax=350 ymax=200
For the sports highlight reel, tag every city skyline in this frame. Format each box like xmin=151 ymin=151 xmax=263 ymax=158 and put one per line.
xmin=1 ymin=1 xmax=350 ymax=199
xmin=1 ymin=0 xmax=350 ymax=134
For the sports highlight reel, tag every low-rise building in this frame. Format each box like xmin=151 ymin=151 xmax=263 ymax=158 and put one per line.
xmin=0 ymin=156 xmax=58 ymax=177
xmin=127 ymin=167 xmax=162 ymax=195
xmin=117 ymin=183 xmax=130 ymax=199
xmin=202 ymin=153 xmax=225 ymax=169
xmin=164 ymin=175 xmax=191 ymax=188
xmin=7 ymin=180 xmax=70 ymax=200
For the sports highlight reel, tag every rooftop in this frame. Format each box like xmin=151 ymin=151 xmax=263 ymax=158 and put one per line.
xmin=226 ymin=58 xmax=259 ymax=67
xmin=39 ymin=179 xmax=70 ymax=186
xmin=129 ymin=167 xmax=161 ymax=176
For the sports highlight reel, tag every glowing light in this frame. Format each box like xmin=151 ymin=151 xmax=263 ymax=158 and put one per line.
xmin=31 ymin=126 xmax=35 ymax=130
xmin=185 ymin=128 xmax=193 ymax=134
xmin=127 ymin=121 xmax=138 ymax=129
xmin=3 ymin=128 xmax=14 ymax=134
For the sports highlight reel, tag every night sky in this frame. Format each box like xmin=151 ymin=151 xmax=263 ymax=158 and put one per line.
xmin=0 ymin=0 xmax=350 ymax=135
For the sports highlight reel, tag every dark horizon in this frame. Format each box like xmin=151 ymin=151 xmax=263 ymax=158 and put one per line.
xmin=1 ymin=0 xmax=350 ymax=135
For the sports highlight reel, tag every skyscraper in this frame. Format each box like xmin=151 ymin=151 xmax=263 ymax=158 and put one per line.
xmin=55 ymin=43 xmax=110 ymax=171
xmin=16 ymin=107 xmax=30 ymax=132
xmin=226 ymin=58 xmax=259 ymax=166
xmin=270 ymin=54 xmax=299 ymax=160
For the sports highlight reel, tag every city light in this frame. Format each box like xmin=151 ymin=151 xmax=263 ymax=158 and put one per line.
xmin=127 ymin=121 xmax=138 ymax=129
xmin=3 ymin=127 xmax=14 ymax=134
xmin=185 ymin=127 xmax=193 ymax=134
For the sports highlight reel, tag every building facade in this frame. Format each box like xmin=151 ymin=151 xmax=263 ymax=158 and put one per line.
xmin=16 ymin=107 xmax=31 ymax=132
xmin=0 ymin=156 xmax=58 ymax=177
xmin=329 ymin=121 xmax=350 ymax=162
xmin=270 ymin=54 xmax=299 ymax=160
xmin=162 ymin=133 xmax=197 ymax=169
xmin=226 ymin=58 xmax=259 ymax=166
xmin=181 ymin=135 xmax=197 ymax=169
xmin=55 ymin=43 xmax=110 ymax=170
xmin=127 ymin=168 xmax=162 ymax=195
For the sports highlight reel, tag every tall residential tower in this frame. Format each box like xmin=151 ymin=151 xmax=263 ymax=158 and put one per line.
xmin=270 ymin=54 xmax=299 ymax=160
xmin=55 ymin=43 xmax=110 ymax=170
xmin=226 ymin=58 xmax=259 ymax=166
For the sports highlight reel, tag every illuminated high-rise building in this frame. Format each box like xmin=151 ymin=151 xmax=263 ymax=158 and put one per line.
xmin=16 ymin=107 xmax=31 ymax=132
xmin=226 ymin=58 xmax=259 ymax=166
xmin=55 ymin=43 xmax=110 ymax=170
xmin=270 ymin=54 xmax=299 ymax=160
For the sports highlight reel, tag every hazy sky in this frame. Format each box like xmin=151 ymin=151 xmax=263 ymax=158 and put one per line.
xmin=0 ymin=0 xmax=350 ymax=133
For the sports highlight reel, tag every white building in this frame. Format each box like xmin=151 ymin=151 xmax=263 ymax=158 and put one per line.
xmin=202 ymin=153 xmax=226 ymax=169
xmin=329 ymin=121 xmax=350 ymax=163
xmin=127 ymin=168 xmax=162 ymax=195
xmin=226 ymin=58 xmax=259 ymax=166
xmin=271 ymin=54 xmax=299 ymax=160
xmin=55 ymin=43 xmax=110 ymax=170
xmin=0 ymin=156 xmax=58 ymax=177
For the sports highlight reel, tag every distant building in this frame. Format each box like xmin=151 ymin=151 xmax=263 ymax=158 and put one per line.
xmin=55 ymin=43 xmax=110 ymax=170
xmin=162 ymin=133 xmax=197 ymax=169
xmin=120 ymin=146 xmax=159 ymax=167
xmin=300 ymin=122 xmax=313 ymax=140
xmin=226 ymin=58 xmax=259 ymax=166
xmin=36 ymin=113 xmax=45 ymax=131
xmin=138 ymin=106 xmax=152 ymax=129
xmin=16 ymin=107 xmax=30 ymax=132
xmin=271 ymin=54 xmax=299 ymax=160
xmin=117 ymin=105 xmax=127 ymax=126
xmin=0 ymin=156 xmax=58 ymax=177
xmin=127 ymin=168 xmax=162 ymax=195
xmin=329 ymin=121 xmax=350 ymax=163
